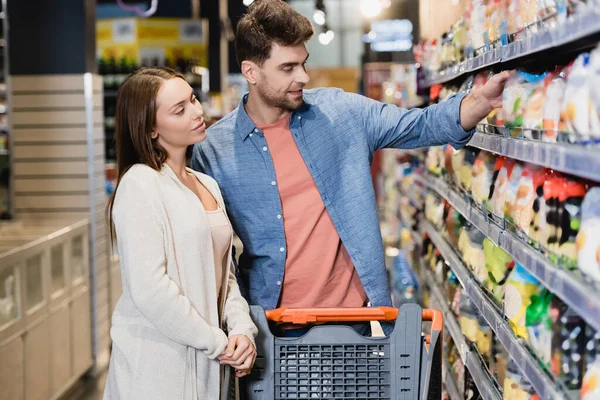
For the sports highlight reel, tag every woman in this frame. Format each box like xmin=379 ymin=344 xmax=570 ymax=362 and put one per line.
xmin=103 ymin=67 xmax=257 ymax=400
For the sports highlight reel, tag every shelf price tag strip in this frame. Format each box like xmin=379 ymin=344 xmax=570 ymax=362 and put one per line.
xmin=422 ymin=267 xmax=503 ymax=400
xmin=421 ymin=220 xmax=569 ymax=400
xmin=468 ymin=131 xmax=600 ymax=183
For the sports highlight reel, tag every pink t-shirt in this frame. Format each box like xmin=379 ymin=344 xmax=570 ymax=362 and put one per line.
xmin=259 ymin=115 xmax=368 ymax=309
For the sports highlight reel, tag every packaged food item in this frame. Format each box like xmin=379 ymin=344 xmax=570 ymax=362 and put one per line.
xmin=485 ymin=0 xmax=508 ymax=47
xmin=576 ymin=187 xmax=600 ymax=284
xmin=539 ymin=171 xmax=565 ymax=252
xmin=542 ymin=68 xmax=568 ymax=143
xmin=425 ymin=192 xmax=446 ymax=229
xmin=426 ymin=146 xmax=445 ymax=177
xmin=514 ymin=166 xmax=548 ymax=237
xmin=476 ymin=314 xmax=493 ymax=366
xmin=561 ymin=53 xmax=600 ymax=144
xmin=525 ymin=289 xmax=553 ymax=367
xmin=493 ymin=335 xmax=509 ymax=387
xmin=451 ymin=148 xmax=465 ymax=189
xmin=555 ymin=178 xmax=587 ymax=268
xmin=489 ymin=158 xmax=518 ymax=219
xmin=523 ymin=75 xmax=547 ymax=140
xmin=459 ymin=292 xmax=479 ymax=344
xmin=503 ymin=71 xmax=547 ymax=137
xmin=551 ymin=297 xmax=586 ymax=390
xmin=504 ymin=162 xmax=526 ymax=226
xmin=472 ymin=151 xmax=497 ymax=207
xmin=457 ymin=147 xmax=480 ymax=194
xmin=458 ymin=224 xmax=488 ymax=283
xmin=446 ymin=206 xmax=467 ymax=248
xmin=444 ymin=145 xmax=455 ymax=183
xmin=469 ymin=0 xmax=487 ymax=52
xmin=503 ymin=263 xmax=542 ymax=339
xmin=506 ymin=0 xmax=524 ymax=40
xmin=504 ymin=358 xmax=539 ymax=399
xmin=465 ymin=370 xmax=483 ymax=400
xmin=484 ymin=238 xmax=515 ymax=299
xmin=584 ymin=326 xmax=600 ymax=366
xmin=581 ymin=359 xmax=600 ymax=400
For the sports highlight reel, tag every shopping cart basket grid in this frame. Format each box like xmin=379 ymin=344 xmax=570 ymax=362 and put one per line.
xmin=242 ymin=303 xmax=442 ymax=400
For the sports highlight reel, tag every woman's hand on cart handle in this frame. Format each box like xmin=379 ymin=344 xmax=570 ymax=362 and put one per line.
xmin=219 ymin=334 xmax=257 ymax=375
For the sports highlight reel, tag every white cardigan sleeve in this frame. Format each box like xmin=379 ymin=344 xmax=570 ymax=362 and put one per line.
xmin=223 ymin=262 xmax=258 ymax=346
xmin=113 ymin=173 xmax=228 ymax=359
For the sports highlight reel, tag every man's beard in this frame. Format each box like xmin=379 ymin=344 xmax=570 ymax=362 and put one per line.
xmin=257 ymin=83 xmax=304 ymax=111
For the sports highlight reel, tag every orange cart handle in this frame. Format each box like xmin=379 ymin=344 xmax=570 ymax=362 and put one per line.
xmin=265 ymin=307 xmax=443 ymax=332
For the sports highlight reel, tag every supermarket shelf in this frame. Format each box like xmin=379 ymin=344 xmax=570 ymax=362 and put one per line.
xmin=399 ymin=186 xmax=423 ymax=209
xmin=423 ymin=267 xmax=502 ymax=400
xmin=443 ymin=355 xmax=462 ymax=400
xmin=421 ymin=220 xmax=570 ymax=400
xmin=417 ymin=174 xmax=600 ymax=333
xmin=423 ymin=8 xmax=600 ymax=87
xmin=469 ymin=130 xmax=600 ymax=182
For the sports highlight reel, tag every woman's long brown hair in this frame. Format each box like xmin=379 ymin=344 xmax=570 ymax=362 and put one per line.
xmin=106 ymin=67 xmax=185 ymax=242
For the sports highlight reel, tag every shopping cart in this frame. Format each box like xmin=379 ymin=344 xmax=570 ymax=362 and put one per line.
xmin=240 ymin=303 xmax=443 ymax=400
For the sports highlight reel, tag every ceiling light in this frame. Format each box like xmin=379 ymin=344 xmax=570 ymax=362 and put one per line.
xmin=313 ymin=10 xmax=326 ymax=26
xmin=360 ymin=0 xmax=382 ymax=18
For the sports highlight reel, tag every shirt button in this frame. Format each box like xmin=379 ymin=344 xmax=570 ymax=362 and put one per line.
xmin=249 ymin=133 xmax=253 ymax=137
xmin=271 ymin=181 xmax=277 ymax=186
xmin=279 ymin=247 xmax=285 ymax=253
xmin=298 ymin=116 xmax=302 ymax=120
xmin=277 ymin=214 xmax=282 ymax=219
xmin=254 ymin=128 xmax=259 ymax=132
xmin=263 ymin=146 xmax=268 ymax=152
xmin=276 ymin=281 xmax=282 ymax=286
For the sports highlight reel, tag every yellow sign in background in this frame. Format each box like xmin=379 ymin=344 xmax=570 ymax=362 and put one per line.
xmin=97 ymin=18 xmax=209 ymax=67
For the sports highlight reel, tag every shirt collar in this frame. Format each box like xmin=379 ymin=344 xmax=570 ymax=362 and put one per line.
xmin=235 ymin=92 xmax=310 ymax=141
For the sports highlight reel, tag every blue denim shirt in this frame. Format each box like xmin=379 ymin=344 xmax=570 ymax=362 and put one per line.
xmin=192 ymin=88 xmax=473 ymax=314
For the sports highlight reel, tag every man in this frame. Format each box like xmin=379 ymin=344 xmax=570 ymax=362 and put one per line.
xmin=192 ymin=0 xmax=508 ymax=336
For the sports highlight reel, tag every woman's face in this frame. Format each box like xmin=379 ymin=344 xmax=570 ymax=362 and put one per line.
xmin=152 ymin=77 xmax=206 ymax=152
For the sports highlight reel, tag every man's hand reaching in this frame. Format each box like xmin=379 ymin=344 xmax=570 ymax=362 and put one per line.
xmin=460 ymin=70 xmax=513 ymax=131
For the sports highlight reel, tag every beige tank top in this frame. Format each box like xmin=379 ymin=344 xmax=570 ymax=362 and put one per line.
xmin=205 ymin=207 xmax=232 ymax=300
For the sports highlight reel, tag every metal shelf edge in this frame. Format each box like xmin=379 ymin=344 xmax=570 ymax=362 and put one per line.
xmin=468 ymin=131 xmax=600 ymax=182
xmin=443 ymin=355 xmax=463 ymax=400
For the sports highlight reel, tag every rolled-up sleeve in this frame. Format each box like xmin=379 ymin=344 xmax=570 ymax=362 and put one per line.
xmin=346 ymin=92 xmax=474 ymax=152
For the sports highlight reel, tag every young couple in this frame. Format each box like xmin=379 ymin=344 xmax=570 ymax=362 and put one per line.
xmin=103 ymin=0 xmax=509 ymax=398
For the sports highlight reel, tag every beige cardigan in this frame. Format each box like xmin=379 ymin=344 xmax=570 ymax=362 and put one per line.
xmin=103 ymin=164 xmax=257 ymax=400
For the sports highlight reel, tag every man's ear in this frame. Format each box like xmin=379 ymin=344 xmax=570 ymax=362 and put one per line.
xmin=241 ymin=60 xmax=259 ymax=85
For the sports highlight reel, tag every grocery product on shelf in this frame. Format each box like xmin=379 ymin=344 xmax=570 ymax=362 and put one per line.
xmin=503 ymin=263 xmax=542 ymax=339
xmin=503 ymin=358 xmax=539 ymax=399
xmin=472 ymin=151 xmax=497 ymax=207
xmin=525 ymin=289 xmax=554 ymax=366
xmin=555 ymin=178 xmax=588 ymax=267
xmin=424 ymin=192 xmax=446 ymax=230
xmin=551 ymin=297 xmax=587 ymax=390
xmin=458 ymin=224 xmax=488 ymax=283
xmin=446 ymin=206 xmax=467 ymax=248
xmin=560 ymin=53 xmax=600 ymax=144
xmin=489 ymin=158 xmax=517 ymax=219
xmin=483 ymin=238 xmax=515 ymax=299
xmin=459 ymin=292 xmax=479 ymax=344
xmin=542 ymin=68 xmax=568 ymax=143
xmin=502 ymin=71 xmax=547 ymax=138
xmin=456 ymin=147 xmax=480 ymax=193
xmin=576 ymin=187 xmax=600 ymax=284
xmin=502 ymin=161 xmax=525 ymax=225
xmin=513 ymin=165 xmax=548 ymax=238
xmin=581 ymin=358 xmax=600 ymax=400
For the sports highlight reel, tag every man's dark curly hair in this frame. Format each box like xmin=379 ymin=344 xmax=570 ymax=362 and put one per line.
xmin=236 ymin=0 xmax=314 ymax=67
